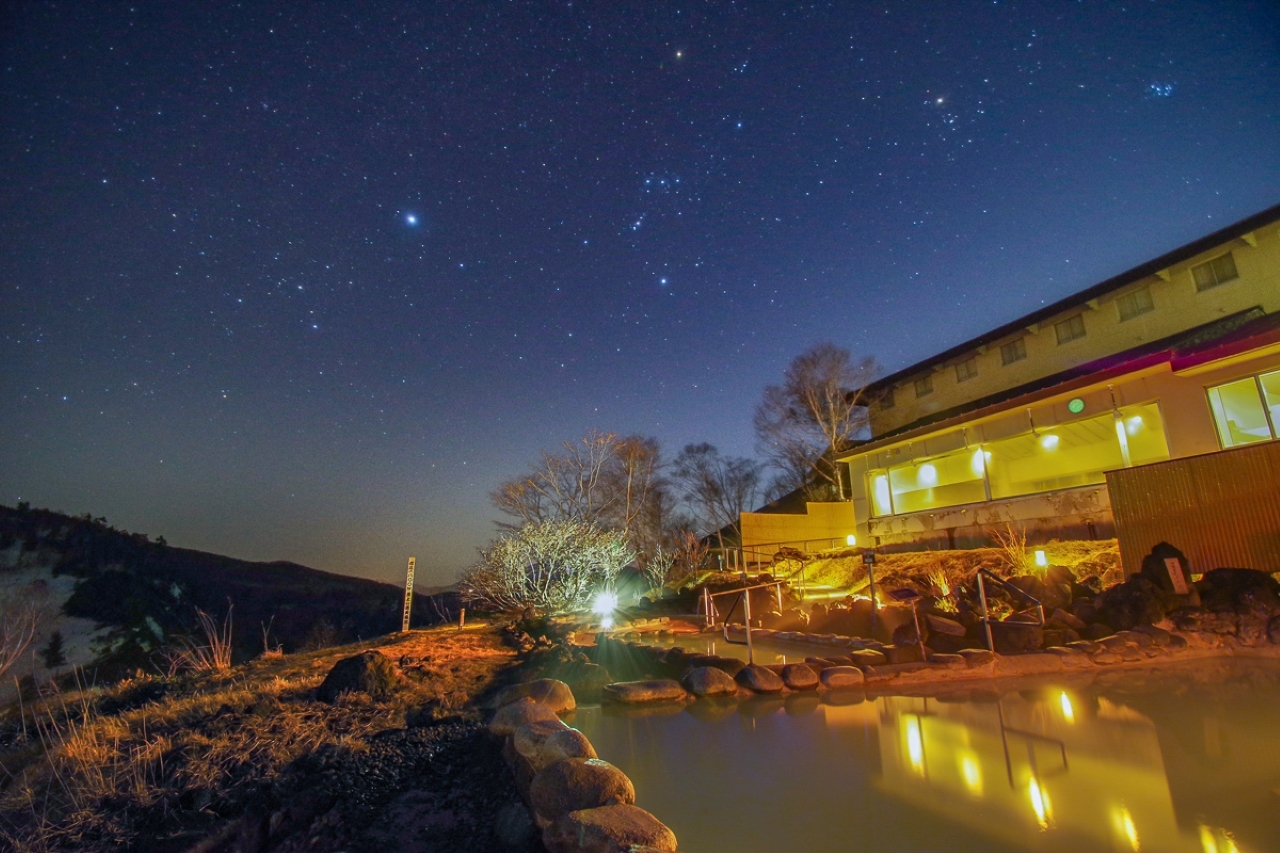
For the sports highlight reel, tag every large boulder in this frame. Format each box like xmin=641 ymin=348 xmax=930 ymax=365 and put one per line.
xmin=779 ymin=663 xmax=819 ymax=691
xmin=316 ymin=652 xmax=402 ymax=703
xmin=680 ymin=666 xmax=738 ymax=697
xmin=925 ymin=614 xmax=967 ymax=637
xmin=514 ymin=723 xmax=598 ymax=773
xmin=542 ymin=804 xmax=678 ymax=853
xmin=495 ymin=678 xmax=577 ymax=715
xmin=848 ymin=648 xmax=887 ymax=668
xmin=687 ymin=654 xmax=746 ymax=677
xmin=989 ymin=621 xmax=1043 ymax=655
xmin=529 ymin=759 xmax=635 ymax=827
xmin=735 ymin=664 xmax=784 ymax=693
xmin=490 ymin=697 xmax=564 ymax=737
xmin=1095 ymin=576 xmax=1167 ymax=631
xmin=602 ymin=679 xmax=687 ymax=704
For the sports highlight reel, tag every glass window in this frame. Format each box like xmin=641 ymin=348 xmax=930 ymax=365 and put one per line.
xmin=1001 ymin=338 xmax=1027 ymax=365
xmin=1116 ymin=286 xmax=1154 ymax=321
xmin=914 ymin=375 xmax=933 ymax=397
xmin=884 ymin=448 xmax=987 ymax=515
xmin=1192 ymin=252 xmax=1239 ymax=292
xmin=1261 ymin=370 xmax=1280 ymax=434
xmin=1208 ymin=376 xmax=1275 ymax=447
xmin=955 ymin=358 xmax=978 ymax=382
xmin=1055 ymin=314 xmax=1086 ymax=344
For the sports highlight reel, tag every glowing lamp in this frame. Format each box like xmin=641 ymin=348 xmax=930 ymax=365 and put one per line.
xmin=917 ymin=463 xmax=938 ymax=487
xmin=1034 ymin=550 xmax=1048 ymax=567
xmin=592 ymin=591 xmax=618 ymax=617
xmin=1039 ymin=434 xmax=1059 ymax=451
xmin=846 ymin=534 xmax=857 ymax=547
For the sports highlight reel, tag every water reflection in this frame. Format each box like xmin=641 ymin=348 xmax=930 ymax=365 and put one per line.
xmin=573 ymin=661 xmax=1280 ymax=853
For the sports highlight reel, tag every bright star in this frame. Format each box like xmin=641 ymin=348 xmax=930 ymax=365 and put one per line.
xmin=405 ymin=213 xmax=418 ymax=226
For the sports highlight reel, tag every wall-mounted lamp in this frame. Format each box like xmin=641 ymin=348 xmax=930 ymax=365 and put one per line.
xmin=846 ymin=534 xmax=857 ymax=547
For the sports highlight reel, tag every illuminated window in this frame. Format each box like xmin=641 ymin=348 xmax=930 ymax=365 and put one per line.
xmin=1054 ymin=314 xmax=1086 ymax=344
xmin=1115 ymin=286 xmax=1154 ymax=322
xmin=1207 ymin=370 xmax=1279 ymax=447
xmin=1001 ymin=338 xmax=1027 ymax=365
xmin=1191 ymin=252 xmax=1239 ymax=292
xmin=914 ymin=375 xmax=933 ymax=398
xmin=955 ymin=358 xmax=978 ymax=383
xmin=867 ymin=403 xmax=1170 ymax=516
xmin=881 ymin=387 xmax=895 ymax=409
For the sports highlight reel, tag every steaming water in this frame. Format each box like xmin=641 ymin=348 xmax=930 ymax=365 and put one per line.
xmin=572 ymin=659 xmax=1280 ymax=853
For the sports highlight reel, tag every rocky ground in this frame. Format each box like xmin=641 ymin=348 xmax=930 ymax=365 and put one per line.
xmin=0 ymin=625 xmax=542 ymax=853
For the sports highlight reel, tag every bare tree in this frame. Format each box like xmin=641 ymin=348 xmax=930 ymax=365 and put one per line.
xmin=490 ymin=431 xmax=668 ymax=563
xmin=0 ymin=593 xmax=44 ymax=683
xmin=459 ymin=520 xmax=634 ymax=615
xmin=754 ymin=342 xmax=878 ymax=500
xmin=670 ymin=443 xmax=763 ymax=565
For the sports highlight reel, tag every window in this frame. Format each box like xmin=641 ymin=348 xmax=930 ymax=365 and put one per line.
xmin=1001 ymin=338 xmax=1027 ymax=365
xmin=914 ymin=375 xmax=933 ymax=398
xmin=866 ymin=402 xmax=1170 ymax=517
xmin=1192 ymin=252 xmax=1239 ymax=292
xmin=1207 ymin=370 xmax=1280 ymax=447
xmin=1055 ymin=314 xmax=1086 ymax=344
xmin=881 ymin=387 xmax=895 ymax=409
xmin=1116 ymin=286 xmax=1154 ymax=322
xmin=955 ymin=358 xmax=978 ymax=383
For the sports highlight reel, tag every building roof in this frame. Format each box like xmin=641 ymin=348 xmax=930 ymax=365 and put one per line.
xmin=840 ymin=306 xmax=1280 ymax=458
xmin=864 ymin=202 xmax=1280 ymax=394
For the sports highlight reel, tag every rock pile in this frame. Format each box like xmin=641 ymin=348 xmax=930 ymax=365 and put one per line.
xmin=488 ymin=679 xmax=679 ymax=853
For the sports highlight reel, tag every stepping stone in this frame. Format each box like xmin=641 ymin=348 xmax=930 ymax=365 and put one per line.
xmin=819 ymin=666 xmax=865 ymax=689
xmin=735 ymin=664 xmax=785 ymax=694
xmin=957 ymin=648 xmax=995 ymax=667
xmin=780 ymin=663 xmax=819 ymax=690
xmin=602 ymin=679 xmax=687 ymax=704
xmin=849 ymin=649 xmax=888 ymax=667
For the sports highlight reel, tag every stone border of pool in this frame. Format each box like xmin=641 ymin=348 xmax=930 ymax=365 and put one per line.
xmin=487 ymin=678 xmax=681 ymax=853
xmin=588 ymin=624 xmax=1280 ymax=699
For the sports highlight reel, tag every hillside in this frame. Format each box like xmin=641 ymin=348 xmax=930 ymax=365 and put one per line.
xmin=0 ymin=504 xmax=448 ymax=684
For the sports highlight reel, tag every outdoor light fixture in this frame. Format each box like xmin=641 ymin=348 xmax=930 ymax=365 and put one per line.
xmin=593 ymin=591 xmax=618 ymax=629
xmin=918 ymin=463 xmax=938 ymax=487
xmin=1035 ymin=550 xmax=1048 ymax=567
xmin=1039 ymin=434 xmax=1059 ymax=451
xmin=846 ymin=534 xmax=857 ymax=547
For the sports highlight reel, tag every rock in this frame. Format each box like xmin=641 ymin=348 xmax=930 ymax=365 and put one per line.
xmin=1098 ymin=635 xmax=1133 ymax=651
xmin=1138 ymin=542 xmax=1195 ymax=596
xmin=995 ymin=653 xmax=1065 ymax=676
xmin=1065 ymin=640 xmax=1102 ymax=654
xmin=1166 ymin=633 xmax=1189 ymax=650
xmin=735 ymin=664 xmax=785 ymax=694
xmin=927 ymin=653 xmax=966 ymax=668
xmin=490 ymin=697 xmax=564 ymax=737
xmin=1119 ymin=647 xmax=1144 ymax=662
xmin=602 ymin=680 xmax=687 ymax=704
xmin=1270 ymin=615 xmax=1280 ymax=645
xmin=1047 ymin=608 xmax=1088 ymax=632
xmin=529 ymin=759 xmax=636 ymax=827
xmin=819 ymin=666 xmax=865 ymax=688
xmin=989 ymin=621 xmax=1043 ymax=655
xmin=884 ymin=643 xmax=925 ymax=664
xmin=1085 ymin=623 xmax=1115 ymax=640
xmin=1072 ymin=600 xmax=1101 ymax=624
xmin=495 ymin=678 xmax=577 ymax=715
xmin=780 ymin=663 xmax=819 ymax=691
xmin=1044 ymin=646 xmax=1092 ymax=667
xmin=1114 ymin=630 xmax=1152 ymax=648
xmin=513 ymin=721 xmax=598 ymax=773
xmin=1041 ymin=629 xmax=1080 ymax=648
xmin=1131 ymin=625 xmax=1171 ymax=646
xmin=1095 ymin=576 xmax=1168 ymax=631
xmin=848 ymin=648 xmax=888 ymax=668
xmin=925 ymin=614 xmax=967 ymax=636
xmin=1091 ymin=651 xmax=1122 ymax=665
xmin=560 ymin=662 xmax=614 ymax=697
xmin=542 ymin=804 xmax=678 ymax=853
xmin=957 ymin=648 xmax=995 ymax=667
xmin=316 ymin=651 xmax=402 ymax=703
xmin=1197 ymin=567 xmax=1280 ymax=608
xmin=687 ymin=654 xmax=746 ymax=677
xmin=680 ymin=666 xmax=738 ymax=697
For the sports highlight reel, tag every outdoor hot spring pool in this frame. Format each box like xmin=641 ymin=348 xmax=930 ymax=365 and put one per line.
xmin=571 ymin=658 xmax=1280 ymax=853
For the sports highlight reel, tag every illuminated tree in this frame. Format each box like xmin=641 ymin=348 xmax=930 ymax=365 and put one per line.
xmin=754 ymin=342 xmax=878 ymax=500
xmin=670 ymin=443 xmax=762 ymax=564
xmin=460 ymin=520 xmax=634 ymax=615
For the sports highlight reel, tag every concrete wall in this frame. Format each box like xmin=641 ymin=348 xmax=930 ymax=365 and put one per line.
xmin=869 ymin=223 xmax=1280 ymax=437
xmin=739 ymin=501 xmax=857 ymax=561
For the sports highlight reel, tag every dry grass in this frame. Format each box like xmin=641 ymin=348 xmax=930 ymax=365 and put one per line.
xmin=0 ymin=625 xmax=517 ymax=852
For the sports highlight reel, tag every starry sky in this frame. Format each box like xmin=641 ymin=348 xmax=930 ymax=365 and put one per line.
xmin=3 ymin=1 xmax=1279 ymax=588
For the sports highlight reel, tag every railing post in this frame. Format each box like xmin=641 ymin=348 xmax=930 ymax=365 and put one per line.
xmin=743 ymin=589 xmax=754 ymax=665
xmin=978 ymin=572 xmax=995 ymax=652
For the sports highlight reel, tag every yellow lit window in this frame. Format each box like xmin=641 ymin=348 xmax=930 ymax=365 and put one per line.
xmin=1208 ymin=372 xmax=1278 ymax=447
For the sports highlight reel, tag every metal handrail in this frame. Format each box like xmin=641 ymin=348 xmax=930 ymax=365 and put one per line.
xmin=975 ymin=569 xmax=1046 ymax=652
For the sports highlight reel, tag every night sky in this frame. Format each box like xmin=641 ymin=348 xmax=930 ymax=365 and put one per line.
xmin=3 ymin=2 xmax=1279 ymax=588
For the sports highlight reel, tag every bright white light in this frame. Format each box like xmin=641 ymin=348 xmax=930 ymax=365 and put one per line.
xmin=1127 ymin=415 xmax=1145 ymax=435
xmin=405 ymin=213 xmax=418 ymax=226
xmin=592 ymin=591 xmax=618 ymax=616
xmin=960 ymin=755 xmax=983 ymax=796
xmin=905 ymin=716 xmax=924 ymax=775
xmin=1035 ymin=550 xmax=1048 ymax=567
xmin=601 ymin=614 xmax=614 ymax=630
xmin=1059 ymin=691 xmax=1074 ymax=723
xmin=846 ymin=534 xmax=857 ymax=547
xmin=1114 ymin=805 xmax=1139 ymax=850
xmin=918 ymin=463 xmax=938 ymax=487
xmin=970 ymin=448 xmax=991 ymax=476
xmin=1040 ymin=434 xmax=1059 ymax=450
xmin=1029 ymin=777 xmax=1051 ymax=829
xmin=873 ymin=475 xmax=891 ymax=512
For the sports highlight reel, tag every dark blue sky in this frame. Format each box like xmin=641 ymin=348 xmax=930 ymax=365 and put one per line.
xmin=3 ymin=1 xmax=1278 ymax=587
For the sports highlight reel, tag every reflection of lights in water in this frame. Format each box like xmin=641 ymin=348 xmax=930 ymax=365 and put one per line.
xmin=1113 ymin=805 xmax=1139 ymax=850
xmin=601 ymin=614 xmax=614 ymax=630
xmin=905 ymin=716 xmax=924 ymax=775
xmin=1198 ymin=823 xmax=1241 ymax=853
xmin=1059 ymin=691 xmax=1075 ymax=723
xmin=1028 ymin=777 xmax=1051 ymax=829
xmin=960 ymin=755 xmax=982 ymax=796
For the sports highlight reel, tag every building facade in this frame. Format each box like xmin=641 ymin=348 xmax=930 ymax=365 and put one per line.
xmin=830 ymin=204 xmax=1280 ymax=552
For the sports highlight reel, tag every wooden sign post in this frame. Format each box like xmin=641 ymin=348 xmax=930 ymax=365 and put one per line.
xmin=401 ymin=557 xmax=416 ymax=633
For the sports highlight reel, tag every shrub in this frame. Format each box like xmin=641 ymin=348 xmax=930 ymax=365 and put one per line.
xmin=460 ymin=520 xmax=634 ymax=615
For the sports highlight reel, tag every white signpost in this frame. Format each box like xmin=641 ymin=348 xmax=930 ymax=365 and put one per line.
xmin=402 ymin=556 xmax=416 ymax=633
